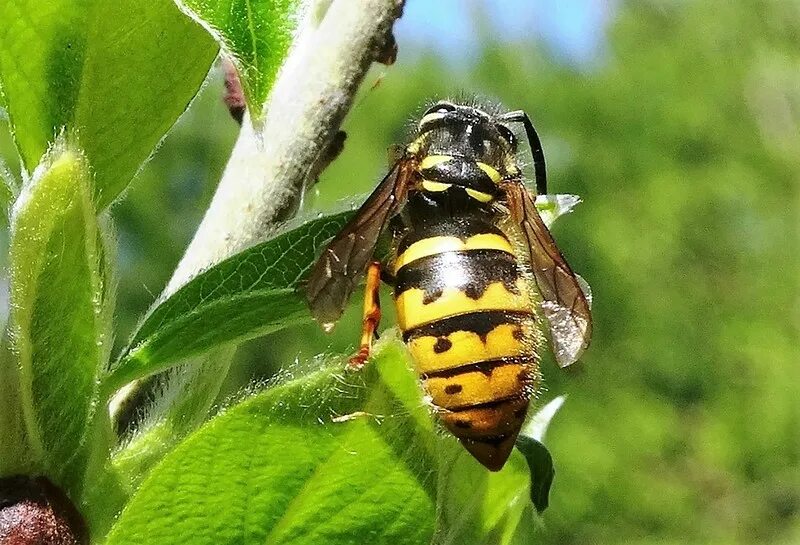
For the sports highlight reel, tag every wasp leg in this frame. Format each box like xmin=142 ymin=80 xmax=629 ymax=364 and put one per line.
xmin=349 ymin=261 xmax=383 ymax=369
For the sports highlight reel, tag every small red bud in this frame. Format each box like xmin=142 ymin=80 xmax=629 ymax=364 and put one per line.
xmin=222 ymin=57 xmax=246 ymax=125
xmin=0 ymin=476 xmax=87 ymax=545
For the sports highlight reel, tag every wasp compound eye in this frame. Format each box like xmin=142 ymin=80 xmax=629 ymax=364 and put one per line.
xmin=423 ymin=101 xmax=457 ymax=116
xmin=419 ymin=102 xmax=458 ymax=132
xmin=496 ymin=124 xmax=517 ymax=150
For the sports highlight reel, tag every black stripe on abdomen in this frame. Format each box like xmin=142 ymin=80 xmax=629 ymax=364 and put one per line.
xmin=402 ymin=309 xmax=534 ymax=343
xmin=397 ymin=216 xmax=506 ymax=254
xmin=394 ymin=249 xmax=521 ymax=304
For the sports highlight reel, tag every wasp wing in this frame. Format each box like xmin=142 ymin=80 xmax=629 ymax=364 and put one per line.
xmin=305 ymin=159 xmax=414 ymax=328
xmin=501 ymin=180 xmax=592 ymax=367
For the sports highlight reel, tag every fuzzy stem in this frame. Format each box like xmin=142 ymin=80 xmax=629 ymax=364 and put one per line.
xmin=164 ymin=0 xmax=404 ymax=297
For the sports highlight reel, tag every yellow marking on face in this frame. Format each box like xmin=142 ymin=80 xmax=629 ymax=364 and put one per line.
xmin=465 ymin=188 xmax=494 ymax=202
xmin=420 ymin=154 xmax=452 ymax=170
xmin=393 ymin=233 xmax=514 ymax=273
xmin=421 ymin=180 xmax=452 ymax=193
xmin=408 ymin=323 xmax=535 ymax=373
xmin=395 ymin=279 xmax=532 ymax=331
xmin=425 ymin=362 xmax=533 ymax=410
xmin=476 ymin=162 xmax=502 ymax=183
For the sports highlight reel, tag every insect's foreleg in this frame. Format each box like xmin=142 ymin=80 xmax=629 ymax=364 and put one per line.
xmin=379 ymin=268 xmax=396 ymax=286
xmin=348 ymin=261 xmax=384 ymax=369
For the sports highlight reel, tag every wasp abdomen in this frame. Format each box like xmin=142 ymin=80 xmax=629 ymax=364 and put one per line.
xmin=393 ymin=213 xmax=541 ymax=471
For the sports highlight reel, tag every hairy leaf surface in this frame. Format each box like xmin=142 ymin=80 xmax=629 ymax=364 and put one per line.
xmin=106 ymin=340 xmax=538 ymax=545
xmin=8 ymin=146 xmax=111 ymax=494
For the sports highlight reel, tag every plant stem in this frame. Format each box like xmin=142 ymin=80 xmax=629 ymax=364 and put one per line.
xmin=164 ymin=0 xmax=404 ymax=298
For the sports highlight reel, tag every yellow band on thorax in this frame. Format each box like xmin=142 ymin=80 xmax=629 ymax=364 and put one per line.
xmin=420 ymin=154 xmax=453 ymax=170
xmin=476 ymin=162 xmax=502 ymax=182
xmin=465 ymin=188 xmax=494 ymax=202
xmin=421 ymin=180 xmax=451 ymax=192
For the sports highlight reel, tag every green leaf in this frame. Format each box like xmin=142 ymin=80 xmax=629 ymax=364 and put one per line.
xmin=534 ymin=194 xmax=582 ymax=228
xmin=0 ymin=0 xmax=218 ymax=207
xmin=435 ymin=423 xmax=537 ymax=543
xmin=0 ymin=157 xmax=16 ymax=220
xmin=105 ymin=211 xmax=353 ymax=396
xmin=515 ymin=396 xmax=564 ymax=513
xmin=176 ymin=0 xmax=301 ymax=119
xmin=112 ymin=347 xmax=235 ymax=492
xmin=515 ymin=437 xmax=554 ymax=514
xmin=106 ymin=338 xmax=537 ymax=545
xmin=7 ymin=144 xmax=112 ymax=494
xmin=0 ymin=334 xmax=28 ymax=476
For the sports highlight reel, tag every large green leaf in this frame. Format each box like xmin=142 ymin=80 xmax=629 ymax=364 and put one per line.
xmin=105 ymin=211 xmax=353 ymax=396
xmin=175 ymin=0 xmax=301 ymax=120
xmin=7 ymin=145 xmax=112 ymax=494
xmin=105 ymin=339 xmax=538 ymax=545
xmin=0 ymin=0 xmax=218 ymax=207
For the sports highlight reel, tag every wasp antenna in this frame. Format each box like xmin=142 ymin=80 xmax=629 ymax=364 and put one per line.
xmin=498 ymin=110 xmax=547 ymax=195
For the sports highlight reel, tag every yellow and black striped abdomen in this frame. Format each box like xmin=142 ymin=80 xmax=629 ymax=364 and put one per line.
xmin=393 ymin=217 xmax=542 ymax=471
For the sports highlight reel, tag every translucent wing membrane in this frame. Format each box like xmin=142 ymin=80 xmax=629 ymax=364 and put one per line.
xmin=305 ymin=160 xmax=414 ymax=329
xmin=533 ymin=193 xmax=582 ymax=228
xmin=500 ymin=180 xmax=592 ymax=366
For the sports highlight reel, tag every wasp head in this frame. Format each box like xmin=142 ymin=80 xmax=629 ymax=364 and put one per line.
xmin=412 ymin=101 xmax=518 ymax=171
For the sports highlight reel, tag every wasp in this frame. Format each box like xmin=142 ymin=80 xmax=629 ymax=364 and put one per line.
xmin=305 ymin=101 xmax=592 ymax=471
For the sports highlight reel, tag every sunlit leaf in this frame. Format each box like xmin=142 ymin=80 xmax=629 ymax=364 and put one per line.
xmin=0 ymin=157 xmax=16 ymax=221
xmin=535 ymin=194 xmax=581 ymax=228
xmin=111 ymin=347 xmax=236 ymax=494
xmin=522 ymin=395 xmax=566 ymax=442
xmin=176 ymin=0 xmax=301 ymax=120
xmin=0 ymin=0 xmax=218 ymax=207
xmin=106 ymin=338 xmax=537 ymax=545
xmin=7 ymin=144 xmax=112 ymax=494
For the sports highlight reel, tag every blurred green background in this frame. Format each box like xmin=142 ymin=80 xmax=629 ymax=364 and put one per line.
xmin=1 ymin=1 xmax=798 ymax=543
